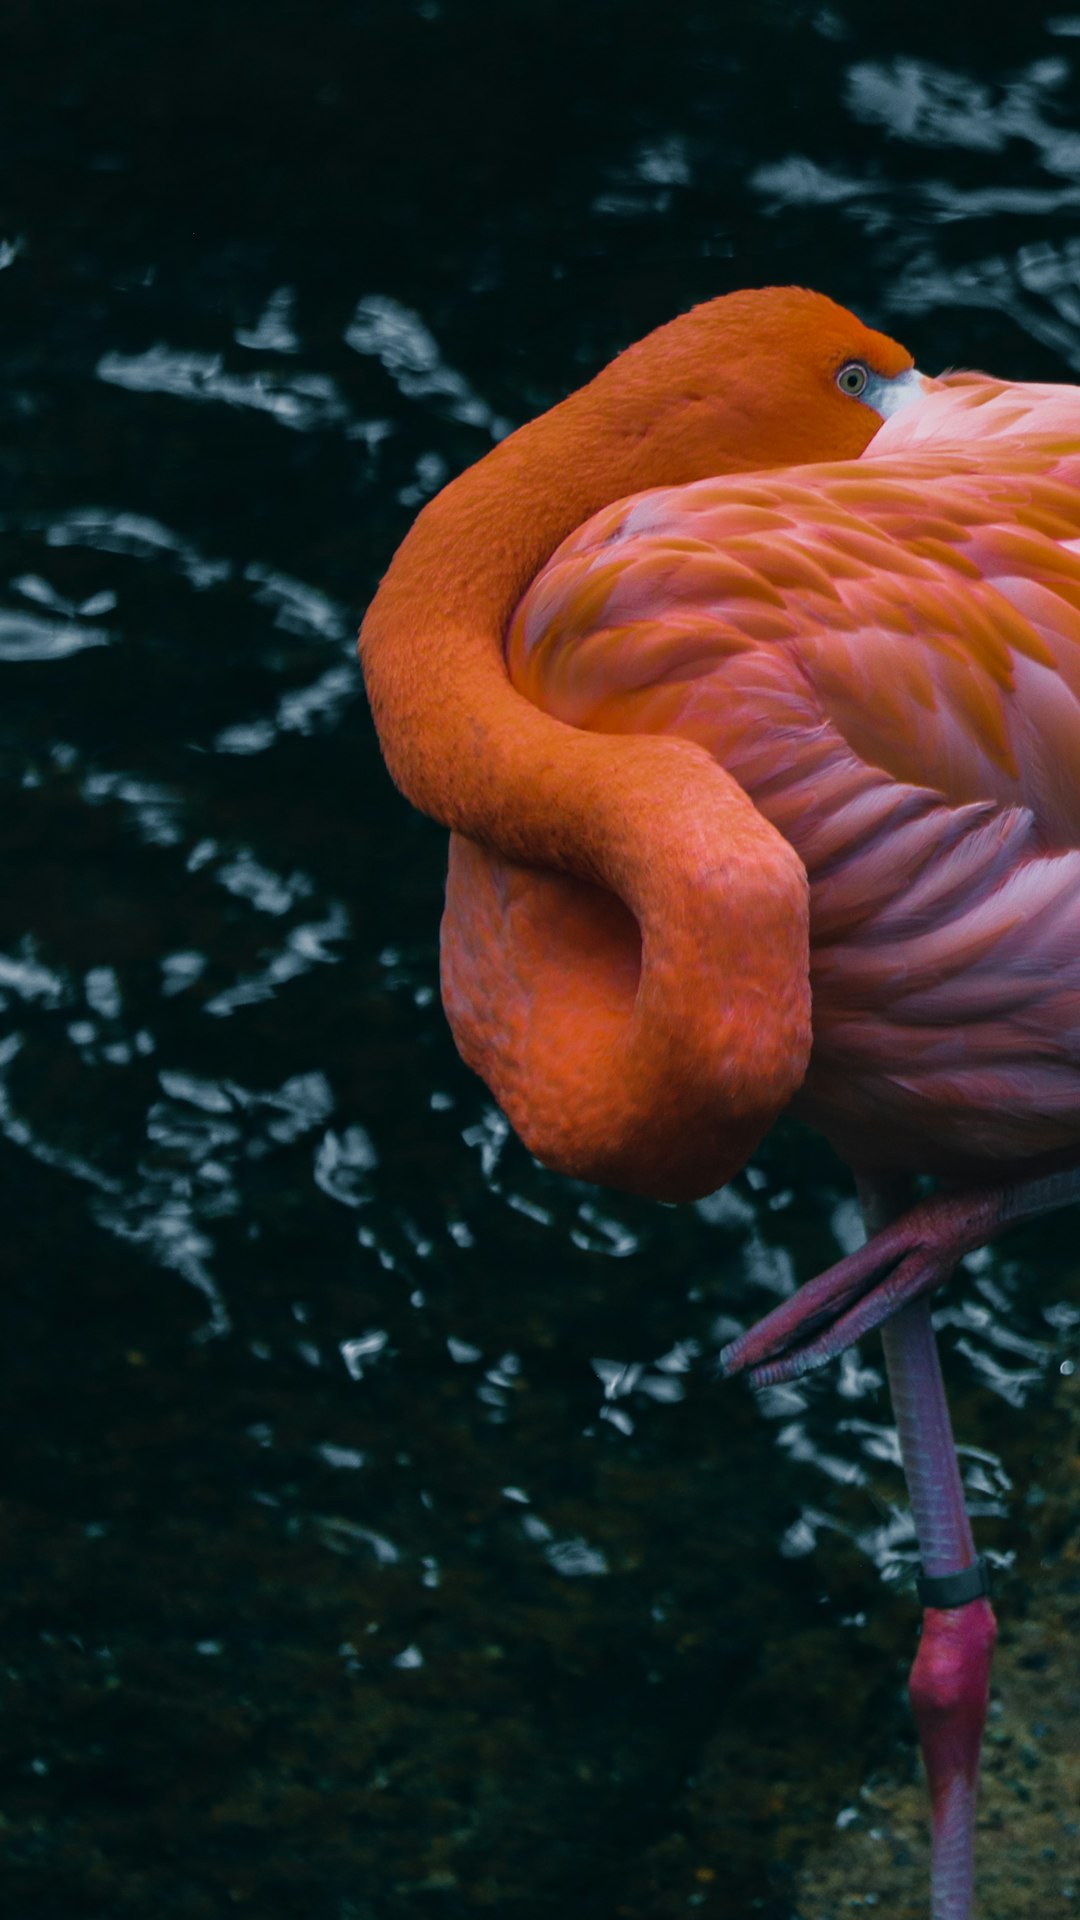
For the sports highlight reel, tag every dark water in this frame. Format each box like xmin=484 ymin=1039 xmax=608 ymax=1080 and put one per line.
xmin=4 ymin=4 xmax=1080 ymax=1915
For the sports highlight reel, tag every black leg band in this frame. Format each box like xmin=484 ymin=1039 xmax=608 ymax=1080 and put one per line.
xmin=916 ymin=1555 xmax=991 ymax=1610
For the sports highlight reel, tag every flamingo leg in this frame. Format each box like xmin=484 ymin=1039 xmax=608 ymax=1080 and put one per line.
xmin=881 ymin=1300 xmax=996 ymax=1919
xmin=719 ymin=1161 xmax=1080 ymax=1386
xmin=860 ymin=1177 xmax=996 ymax=1920
xmin=724 ymin=1175 xmax=996 ymax=1912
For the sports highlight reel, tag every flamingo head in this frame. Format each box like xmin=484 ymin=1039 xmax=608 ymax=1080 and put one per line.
xmin=587 ymin=285 xmax=923 ymax=485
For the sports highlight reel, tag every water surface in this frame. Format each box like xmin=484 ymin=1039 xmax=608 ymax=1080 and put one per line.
xmin=3 ymin=5 xmax=1080 ymax=1915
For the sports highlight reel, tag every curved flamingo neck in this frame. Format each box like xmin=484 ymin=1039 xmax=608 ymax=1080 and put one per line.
xmin=358 ymin=290 xmax=906 ymax=1199
xmin=361 ymin=372 xmax=720 ymax=861
xmin=359 ymin=289 xmax=894 ymax=873
xmin=361 ymin=373 xmax=815 ymax=1198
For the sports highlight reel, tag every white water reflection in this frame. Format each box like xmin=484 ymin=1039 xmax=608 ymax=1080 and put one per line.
xmin=204 ymin=905 xmax=348 ymax=1016
xmin=216 ymin=849 xmax=313 ymax=916
xmin=0 ymin=950 xmax=66 ymax=1007
xmin=345 ymin=293 xmax=511 ymax=438
xmin=340 ymin=1329 xmax=391 ymax=1379
xmin=9 ymin=505 xmax=360 ymax=771
xmin=593 ymin=135 xmax=692 ymax=217
xmin=234 ymin=285 xmax=301 ymax=355
xmin=314 ymin=1125 xmax=378 ymax=1209
xmin=81 ymin=769 xmax=184 ymax=846
xmin=590 ymin=1340 xmax=700 ymax=1434
xmin=847 ymin=55 xmax=1080 ymax=173
xmin=89 ymin=1069 xmax=338 ymax=1336
xmin=0 ymin=607 xmax=114 ymax=661
xmin=0 ymin=1034 xmax=122 ymax=1195
xmin=953 ymin=1340 xmax=1045 ymax=1409
xmin=751 ymin=156 xmax=872 ymax=209
xmin=160 ymin=951 xmax=206 ymax=997
xmin=98 ymin=345 xmax=352 ymax=433
xmin=12 ymin=574 xmax=116 ymax=618
xmin=244 ymin=562 xmax=350 ymax=641
xmin=314 ymin=1516 xmax=401 ymax=1565
xmin=38 ymin=506 xmax=231 ymax=588
xmin=215 ymin=662 xmax=359 ymax=755
xmin=317 ymin=1443 xmax=368 ymax=1470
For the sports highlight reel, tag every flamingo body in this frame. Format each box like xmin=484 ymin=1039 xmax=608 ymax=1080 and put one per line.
xmin=358 ymin=293 xmax=1080 ymax=1916
xmin=454 ymin=377 xmax=1080 ymax=1177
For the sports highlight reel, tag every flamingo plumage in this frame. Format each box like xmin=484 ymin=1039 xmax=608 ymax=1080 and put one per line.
xmin=359 ymin=288 xmax=1080 ymax=1919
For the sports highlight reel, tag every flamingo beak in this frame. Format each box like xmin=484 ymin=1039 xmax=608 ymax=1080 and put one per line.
xmin=863 ymin=365 xmax=930 ymax=419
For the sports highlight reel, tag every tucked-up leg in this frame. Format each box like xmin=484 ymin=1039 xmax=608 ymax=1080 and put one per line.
xmin=719 ymin=1163 xmax=1080 ymax=1386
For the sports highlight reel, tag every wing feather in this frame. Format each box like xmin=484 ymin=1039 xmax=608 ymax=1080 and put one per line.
xmin=507 ymin=379 xmax=1080 ymax=1170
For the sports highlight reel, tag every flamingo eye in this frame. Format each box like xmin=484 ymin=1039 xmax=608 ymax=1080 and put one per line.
xmin=837 ymin=361 xmax=869 ymax=398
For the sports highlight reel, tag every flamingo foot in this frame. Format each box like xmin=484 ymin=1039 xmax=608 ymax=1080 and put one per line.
xmin=720 ymin=1161 xmax=1080 ymax=1386
xmin=910 ymin=1597 xmax=996 ymax=1920
xmin=718 ymin=1185 xmax=1001 ymax=1385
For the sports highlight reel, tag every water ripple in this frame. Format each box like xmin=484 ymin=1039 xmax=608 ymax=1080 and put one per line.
xmin=0 ymin=606 xmax=114 ymax=661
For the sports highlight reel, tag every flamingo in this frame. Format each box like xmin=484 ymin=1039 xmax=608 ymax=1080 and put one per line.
xmin=359 ymin=287 xmax=1080 ymax=1919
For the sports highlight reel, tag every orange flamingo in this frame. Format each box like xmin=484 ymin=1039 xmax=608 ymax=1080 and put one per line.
xmin=360 ymin=288 xmax=1080 ymax=1918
